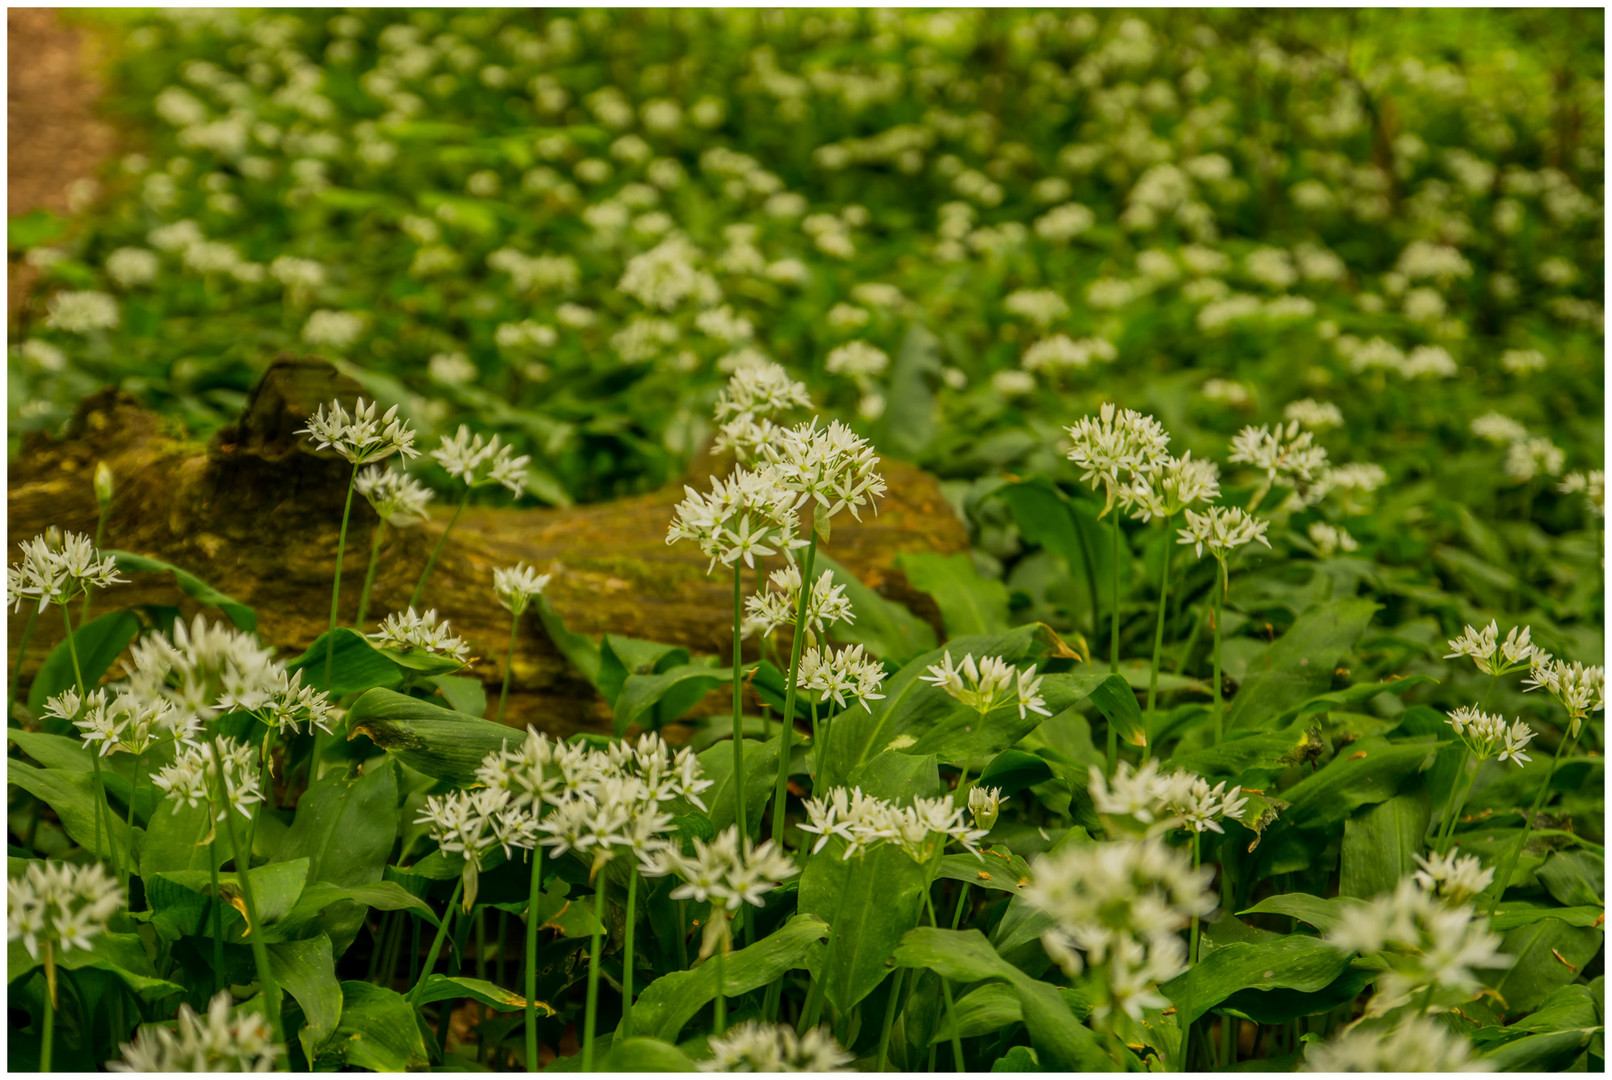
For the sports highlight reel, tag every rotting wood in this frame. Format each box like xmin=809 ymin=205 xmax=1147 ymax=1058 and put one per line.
xmin=8 ymin=357 xmax=969 ymax=735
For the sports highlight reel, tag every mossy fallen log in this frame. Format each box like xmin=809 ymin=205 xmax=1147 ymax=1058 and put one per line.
xmin=7 ymin=357 xmax=968 ymax=735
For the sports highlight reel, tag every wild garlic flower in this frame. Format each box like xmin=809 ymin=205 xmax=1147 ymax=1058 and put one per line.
xmin=369 ymin=608 xmax=470 ymax=662
xmin=712 ymin=361 xmax=812 ymax=425
xmin=1523 ymin=657 xmax=1605 ymax=734
xmin=1412 ymin=851 xmax=1495 ymax=905
xmin=712 ymin=413 xmax=785 ymax=464
xmin=1503 ymin=436 xmax=1565 ymax=484
xmin=45 ymin=290 xmax=120 ymax=333
xmin=8 ymin=860 xmax=123 ymax=962
xmin=1119 ymin=453 xmax=1221 ymax=523
xmin=1228 ymin=421 xmax=1330 ymax=486
xmin=493 ymin=562 xmax=552 ymax=616
xmin=666 ymin=464 xmax=806 ymax=572
xmin=1307 ymin=521 xmax=1359 ymax=557
xmin=1301 ymin=1015 xmax=1490 ymax=1073
xmin=122 ymin=615 xmax=279 ymax=724
xmin=700 ymin=1022 xmax=854 ymax=1073
xmin=655 ymin=826 xmax=797 ymax=912
xmin=476 ymin=727 xmax=562 ymax=812
xmin=1282 ymin=398 xmax=1344 ymax=430
xmin=1326 ymin=878 xmax=1508 ymax=1015
xmin=742 ymin=566 xmax=854 ymax=641
xmin=1088 ymin=761 xmax=1247 ymax=833
xmin=1024 ymin=837 xmax=1216 ymax=1020
xmin=920 ymin=652 xmax=1050 ymax=720
xmin=1558 ymin=470 xmax=1605 ymax=517
xmin=10 ymin=531 xmax=125 ymax=612
xmin=824 ymin=342 xmax=890 ymax=379
xmin=431 ymin=425 xmax=530 ymax=495
xmin=151 ymin=736 xmax=263 ymax=821
xmin=416 ymin=787 xmax=535 ymax=867
xmin=799 ymin=786 xmax=987 ymax=862
xmin=1470 ymin=412 xmax=1529 ymax=445
xmin=797 ymin=643 xmax=887 ymax=711
xmin=1064 ymin=403 xmax=1172 ymax=516
xmin=45 ymin=688 xmax=193 ymax=757
xmin=298 ymin=397 xmax=419 ymax=465
xmin=1177 ymin=505 xmax=1271 ymax=562
xmin=1443 ymin=707 xmax=1536 ymax=766
xmin=606 ymin=732 xmax=714 ymax=812
xmin=968 ymin=786 xmax=1006 ymax=831
xmin=219 ymin=668 xmax=336 ymax=737
xmin=1444 ymin=621 xmax=1541 ymax=676
xmin=355 ymin=465 xmax=434 ymax=526
xmin=761 ymin=418 xmax=888 ymax=527
xmin=109 ymin=991 xmax=284 ymax=1073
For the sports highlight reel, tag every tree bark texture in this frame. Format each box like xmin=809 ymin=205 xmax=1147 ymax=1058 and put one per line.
xmin=8 ymin=357 xmax=969 ymax=735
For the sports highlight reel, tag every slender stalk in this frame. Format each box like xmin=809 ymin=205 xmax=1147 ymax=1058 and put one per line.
xmin=410 ymin=489 xmax=470 ymax=609
xmin=207 ymin=839 xmax=227 ymax=995
xmin=799 ymin=977 xmax=824 ymax=1032
xmin=91 ymin=754 xmax=116 ymax=881
xmin=208 ymin=738 xmax=289 ymax=1063
xmin=324 ymin=463 xmax=361 ymax=690
xmin=409 ymin=878 xmax=465 ymax=1004
xmin=809 ymin=699 xmax=821 ymax=785
xmin=356 ymin=518 xmax=386 ymax=630
xmin=923 ymin=892 xmax=965 ymax=1072
xmin=1110 ymin=510 xmax=1122 ymax=675
xmin=1189 ymin=834 xmax=1204 ymax=964
xmin=948 ymin=767 xmax=974 ymax=930
xmin=732 ymin=563 xmax=749 ymax=840
xmin=9 ymin=605 xmax=39 ymax=719
xmin=497 ymin=613 xmax=519 ymax=724
xmin=524 ymin=845 xmax=543 ymax=1069
xmin=246 ymin=726 xmax=274 ymax=870
xmin=773 ymin=532 xmax=819 ymax=843
xmin=1213 ymin=567 xmax=1226 ymax=744
xmin=122 ymin=749 xmax=145 ymax=893
xmin=1486 ymin=730 xmax=1574 ymax=920
xmin=875 ymin=968 xmax=906 ymax=1072
xmin=582 ymin=878 xmax=607 ymax=1071
xmin=79 ymin=506 xmax=110 ymax=627
xmin=41 ymin=943 xmax=56 ymax=1073
xmin=714 ymin=932 xmax=728 ymax=1036
xmin=1435 ymin=749 xmax=1476 ymax=854
xmin=1143 ymin=535 xmax=1174 ymax=759
xmin=622 ymin=867 xmax=638 ymax=1039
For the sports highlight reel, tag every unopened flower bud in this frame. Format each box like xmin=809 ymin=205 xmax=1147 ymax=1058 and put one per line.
xmin=968 ymin=786 xmax=1005 ymax=832
xmin=44 ymin=526 xmax=63 ymax=553
xmin=94 ymin=462 xmax=115 ymax=509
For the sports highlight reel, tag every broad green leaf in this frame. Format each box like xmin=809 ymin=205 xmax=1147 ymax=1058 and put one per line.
xmin=978 ymin=749 xmax=1055 ymax=794
xmin=816 ymin=552 xmax=938 ymax=663
xmin=269 ymin=880 xmax=437 ymax=941
xmin=940 ymin=982 xmax=1023 ymax=1041
xmin=695 ymin=735 xmax=780 ymax=834
xmin=1340 ymin=790 xmax=1430 ymax=900
xmin=269 ymin=934 xmax=342 ymax=1060
xmin=314 ymin=982 xmax=429 ymax=1071
xmin=1218 ymin=966 xmax=1374 ymax=1025
xmin=991 ymin=1045 xmax=1042 ymax=1071
xmin=1489 ymin=902 xmax=1605 ymax=931
xmin=1273 ymin=737 xmax=1436 ymax=835
xmin=533 ymin=595 xmax=602 ymax=688
xmin=414 ymin=973 xmax=550 ymax=1013
xmin=8 ymin=728 xmax=96 ymax=774
xmin=1479 ymin=984 xmax=1600 ymax=1070
xmin=429 ymin=674 xmax=486 ymax=716
xmin=276 ymin=761 xmax=398 ymax=888
xmin=346 ymin=687 xmax=518 ymax=784
xmin=598 ymin=635 xmax=689 ymax=707
xmin=8 ymin=760 xmax=129 ymax=860
xmin=846 ymin=749 xmax=943 ymax=801
xmin=27 ymin=610 xmax=142 ymax=714
xmin=898 ymin=551 xmax=1011 ymax=638
xmin=613 ymin=660 xmax=728 ymax=737
xmin=1239 ymin=893 xmax=1365 ymax=933
xmin=1225 ymin=599 xmax=1378 ymax=735
xmin=107 ymin=551 xmax=257 ymax=630
xmin=938 ymin=846 xmax=1033 ymax=896
xmin=139 ymin=797 xmax=220 ymax=875
xmin=904 ymin=672 xmax=1141 ymax=764
xmin=9 ymin=930 xmax=184 ymax=1002
xmin=1160 ymin=936 xmax=1352 ymax=1024
xmin=149 ymin=858 xmax=309 ymax=941
xmin=880 ymin=322 xmax=943 ymax=458
xmin=624 ymin=913 xmax=829 ymax=1043
xmin=799 ymin=840 xmax=928 ymax=1015
xmin=601 ymin=1037 xmax=700 ymax=1072
xmin=9 ymin=209 xmax=67 ymax=248
xmin=997 ymin=479 xmax=1114 ymax=615
xmin=284 ymin=629 xmax=404 ymax=697
xmin=1493 ymin=918 xmax=1604 ymax=1013
xmin=1538 ymin=850 xmax=1604 ymax=908
xmin=1169 ymin=722 xmax=1323 ymax=782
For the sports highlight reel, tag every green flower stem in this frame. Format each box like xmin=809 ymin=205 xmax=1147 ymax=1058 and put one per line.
xmin=1486 ymin=729 xmax=1575 ymax=920
xmin=524 ymin=845 xmax=544 ymax=1069
xmin=496 ymin=613 xmax=519 ymax=724
xmin=79 ymin=505 xmax=110 ymax=627
xmin=582 ymin=878 xmax=608 ymax=1071
xmin=1435 ymin=750 xmax=1477 ymax=855
xmin=773 ymin=531 xmax=820 ymax=844
xmin=409 ymin=878 xmax=465 ymax=1005
xmin=875 ymin=967 xmax=906 ymax=1072
xmin=122 ymin=749 xmax=145 ymax=894
xmin=809 ymin=699 xmax=822 ymax=785
xmin=1109 ymin=510 xmax=1122 ymax=676
xmin=207 ymin=839 xmax=227 ymax=995
xmin=713 ymin=930 xmax=728 ymax=1037
xmin=799 ymin=977 xmax=824 ymax=1032
xmin=9 ymin=605 xmax=40 ymax=719
xmin=1142 ymin=533 xmax=1174 ymax=760
xmin=62 ymin=602 xmax=117 ymax=879
xmin=41 ymin=943 xmax=56 ymax=1073
xmin=410 ymin=489 xmax=471 ymax=609
xmin=1189 ymin=833 xmax=1204 ymax=967
xmin=731 ymin=563 xmax=749 ymax=841
xmin=923 ymin=891 xmax=965 ymax=1072
xmin=622 ymin=867 xmax=639 ymax=1040
xmin=1212 ymin=568 xmax=1226 ymax=745
xmin=947 ymin=766 xmax=974 ymax=931
xmin=355 ymin=518 xmax=386 ymax=630
xmin=324 ymin=463 xmax=361 ymax=691
xmin=207 ymin=735 xmax=289 ymax=1064
xmin=245 ymin=726 xmax=275 ymax=871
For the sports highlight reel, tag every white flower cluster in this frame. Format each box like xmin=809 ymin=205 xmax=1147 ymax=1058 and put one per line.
xmin=369 ymin=607 xmax=471 ymax=662
xmin=760 ymin=418 xmax=888 ymax=527
xmin=1444 ymin=620 xmax=1541 ymax=676
xmin=1523 ymin=656 xmax=1606 ymax=732
xmin=1177 ymin=505 xmax=1270 ymax=562
xmin=1326 ymin=877 xmax=1509 ymax=1015
xmin=109 ymin=991 xmax=284 ymax=1073
xmin=1301 ymin=1015 xmax=1490 ymax=1073
xmin=1443 ymin=707 xmax=1536 ymax=767
xmin=8 ymin=860 xmax=124 ymax=962
xmin=711 ymin=361 xmax=812 ymax=464
xmin=920 ymin=652 xmax=1051 ymax=720
xmin=700 ymin=1021 xmax=854 ymax=1073
xmin=355 ymin=465 xmax=434 ymax=526
xmin=967 ymin=785 xmax=1007 ymax=831
xmin=1022 ymin=334 xmax=1117 ymax=375
xmin=824 ymin=341 xmax=889 ymax=379
xmin=1558 ymin=470 xmax=1605 ymax=517
xmin=298 ymin=397 xmax=419 ymax=466
xmin=652 ymin=826 xmax=797 ymax=912
xmin=1227 ymin=420 xmax=1330 ymax=488
xmin=431 ymin=424 xmax=530 ymax=495
xmin=1307 ymin=521 xmax=1359 ymax=557
xmin=743 ymin=565 xmax=854 ymax=641
xmin=1023 ymin=837 xmax=1216 ymax=1020
xmin=45 ymin=290 xmax=121 ymax=333
xmin=667 ymin=465 xmax=807 ymax=573
xmin=1118 ymin=451 xmax=1221 ymax=523
xmin=1089 ymin=760 xmax=1249 ymax=834
xmin=797 ymin=643 xmax=887 ymax=711
xmin=8 ymin=531 xmax=126 ymax=613
xmin=1411 ymin=851 xmax=1495 ymax=905
xmin=800 ymin=785 xmax=988 ymax=861
xmin=44 ymin=687 xmax=193 ymax=757
xmin=1282 ymin=398 xmax=1344 ymax=429
xmin=151 ymin=736 xmax=264 ymax=821
xmin=617 ymin=235 xmax=721 ymax=310
xmin=1064 ymin=402 xmax=1172 ymax=516
xmin=416 ymin=787 xmax=535 ymax=871
xmin=494 ymin=563 xmax=552 ymax=616
xmin=123 ymin=615 xmax=282 ymax=724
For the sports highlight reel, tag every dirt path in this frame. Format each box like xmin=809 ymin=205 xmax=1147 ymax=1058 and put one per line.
xmin=8 ymin=8 xmax=118 ymax=316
